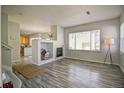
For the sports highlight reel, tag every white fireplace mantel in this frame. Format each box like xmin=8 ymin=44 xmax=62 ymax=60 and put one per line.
xmin=32 ymin=39 xmax=64 ymax=65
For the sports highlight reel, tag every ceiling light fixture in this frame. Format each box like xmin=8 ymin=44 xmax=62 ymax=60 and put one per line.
xmin=86 ymin=11 xmax=90 ymax=15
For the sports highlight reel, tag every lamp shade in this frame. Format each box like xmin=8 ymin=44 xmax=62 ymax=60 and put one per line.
xmin=104 ymin=38 xmax=114 ymax=45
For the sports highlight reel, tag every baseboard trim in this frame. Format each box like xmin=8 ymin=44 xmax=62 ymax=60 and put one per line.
xmin=65 ymin=56 xmax=124 ymax=73
xmin=65 ymin=56 xmax=112 ymax=65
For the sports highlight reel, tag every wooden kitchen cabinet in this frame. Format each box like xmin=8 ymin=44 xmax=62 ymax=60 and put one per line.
xmin=20 ymin=35 xmax=29 ymax=45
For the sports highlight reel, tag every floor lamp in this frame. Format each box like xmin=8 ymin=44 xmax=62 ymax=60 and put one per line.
xmin=104 ymin=38 xmax=114 ymax=64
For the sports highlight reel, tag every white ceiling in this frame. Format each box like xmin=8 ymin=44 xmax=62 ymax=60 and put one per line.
xmin=2 ymin=5 xmax=123 ymax=33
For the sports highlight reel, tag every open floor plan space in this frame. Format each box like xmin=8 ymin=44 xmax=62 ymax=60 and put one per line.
xmin=1 ymin=5 xmax=124 ymax=88
xmin=14 ymin=57 xmax=124 ymax=88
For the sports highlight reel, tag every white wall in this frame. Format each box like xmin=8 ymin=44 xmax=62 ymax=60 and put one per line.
xmin=120 ymin=9 xmax=124 ymax=72
xmin=64 ymin=18 xmax=120 ymax=65
xmin=51 ymin=25 xmax=57 ymax=40
xmin=8 ymin=21 xmax=20 ymax=62
xmin=0 ymin=5 xmax=2 ymax=87
xmin=51 ymin=25 xmax=64 ymax=46
xmin=51 ymin=25 xmax=64 ymax=45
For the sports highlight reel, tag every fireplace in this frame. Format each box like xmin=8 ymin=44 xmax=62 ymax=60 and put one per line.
xmin=41 ymin=48 xmax=50 ymax=60
xmin=56 ymin=47 xmax=63 ymax=57
xmin=40 ymin=42 xmax=53 ymax=60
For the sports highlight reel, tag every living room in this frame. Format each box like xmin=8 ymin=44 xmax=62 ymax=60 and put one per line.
xmin=0 ymin=5 xmax=124 ymax=88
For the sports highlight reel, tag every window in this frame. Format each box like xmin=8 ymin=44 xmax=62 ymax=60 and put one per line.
xmin=120 ymin=23 xmax=124 ymax=53
xmin=69 ymin=30 xmax=100 ymax=51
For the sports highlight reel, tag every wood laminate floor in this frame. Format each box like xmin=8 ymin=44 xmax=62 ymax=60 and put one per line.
xmin=14 ymin=57 xmax=124 ymax=88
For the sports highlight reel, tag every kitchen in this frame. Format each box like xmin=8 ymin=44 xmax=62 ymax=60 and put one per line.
xmin=20 ymin=34 xmax=32 ymax=57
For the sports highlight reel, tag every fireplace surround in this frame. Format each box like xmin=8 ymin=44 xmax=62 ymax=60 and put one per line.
xmin=32 ymin=39 xmax=64 ymax=65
